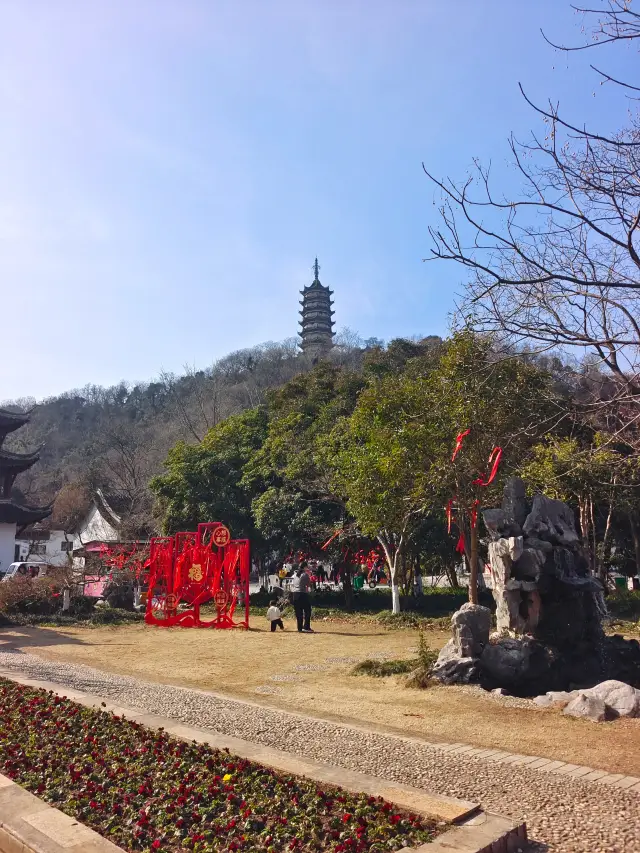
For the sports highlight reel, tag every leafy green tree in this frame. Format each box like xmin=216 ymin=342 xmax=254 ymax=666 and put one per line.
xmin=246 ymin=362 xmax=365 ymax=554
xmin=333 ymin=332 xmax=554 ymax=609
xmin=520 ymin=435 xmax=640 ymax=580
xmin=150 ymin=407 xmax=268 ymax=555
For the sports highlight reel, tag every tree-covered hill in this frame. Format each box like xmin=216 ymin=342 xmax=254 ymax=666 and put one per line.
xmin=1 ymin=334 xmax=373 ymax=534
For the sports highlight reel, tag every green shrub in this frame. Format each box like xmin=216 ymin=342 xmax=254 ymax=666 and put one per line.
xmin=351 ymin=633 xmax=438 ymax=680
xmin=352 ymin=658 xmax=418 ymax=677
xmin=607 ymin=590 xmax=640 ymax=621
xmin=405 ymin=667 xmax=435 ymax=689
xmin=404 ymin=632 xmax=438 ymax=689
xmin=7 ymin=607 xmax=144 ymax=628
xmin=0 ymin=577 xmax=61 ymax=616
xmin=416 ymin=630 xmax=438 ymax=670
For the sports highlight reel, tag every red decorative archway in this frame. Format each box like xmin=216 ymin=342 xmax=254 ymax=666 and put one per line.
xmin=144 ymin=523 xmax=250 ymax=629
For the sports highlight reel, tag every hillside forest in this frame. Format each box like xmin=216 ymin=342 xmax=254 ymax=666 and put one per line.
xmin=3 ymin=329 xmax=640 ymax=614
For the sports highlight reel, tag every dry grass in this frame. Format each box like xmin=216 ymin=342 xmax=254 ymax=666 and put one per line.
xmin=2 ymin=618 xmax=639 ymax=777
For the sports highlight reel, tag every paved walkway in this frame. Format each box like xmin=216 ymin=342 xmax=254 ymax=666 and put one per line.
xmin=0 ymin=650 xmax=638 ymax=853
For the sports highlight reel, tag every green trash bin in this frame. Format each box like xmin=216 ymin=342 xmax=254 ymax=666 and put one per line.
xmin=614 ymin=575 xmax=627 ymax=590
xmin=353 ymin=574 xmax=364 ymax=591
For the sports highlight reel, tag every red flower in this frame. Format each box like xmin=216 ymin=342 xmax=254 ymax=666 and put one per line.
xmin=342 ymin=813 xmax=352 ymax=823
xmin=152 ymin=842 xmax=161 ymax=850
xmin=89 ymin=800 xmax=98 ymax=809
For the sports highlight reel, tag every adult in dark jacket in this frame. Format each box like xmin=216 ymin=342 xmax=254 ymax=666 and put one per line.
xmin=290 ymin=562 xmax=313 ymax=633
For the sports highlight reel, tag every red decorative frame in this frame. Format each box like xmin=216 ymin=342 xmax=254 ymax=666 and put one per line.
xmin=144 ymin=523 xmax=250 ymax=629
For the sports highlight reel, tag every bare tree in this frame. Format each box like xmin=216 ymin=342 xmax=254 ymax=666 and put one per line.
xmin=159 ymin=366 xmax=226 ymax=443
xmin=425 ymin=1 xmax=640 ymax=445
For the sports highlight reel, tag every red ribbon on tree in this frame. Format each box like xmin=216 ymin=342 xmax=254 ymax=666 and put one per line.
xmin=448 ymin=433 xmax=504 ymax=545
xmin=321 ymin=530 xmax=341 ymax=551
xmin=472 ymin=446 xmax=503 ymax=487
xmin=445 ymin=498 xmax=455 ymax=534
xmin=451 ymin=429 xmax=471 ymax=461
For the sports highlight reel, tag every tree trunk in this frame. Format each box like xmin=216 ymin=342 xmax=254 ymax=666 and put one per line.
xmin=377 ymin=533 xmax=403 ymax=615
xmin=391 ymin=581 xmax=401 ymax=614
xmin=578 ymin=495 xmax=598 ymax=574
xmin=629 ymin=513 xmax=640 ymax=576
xmin=590 ymin=497 xmax=599 ymax=579
xmin=469 ymin=523 xmax=479 ymax=605
xmin=445 ymin=562 xmax=459 ymax=588
xmin=386 ymin=547 xmax=402 ymax=614
xmin=342 ymin=563 xmax=354 ymax=613
xmin=599 ymin=479 xmax=616 ymax=584
xmin=402 ymin=553 xmax=415 ymax=597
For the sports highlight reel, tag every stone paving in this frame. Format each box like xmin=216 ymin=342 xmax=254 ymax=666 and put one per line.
xmin=0 ymin=650 xmax=639 ymax=852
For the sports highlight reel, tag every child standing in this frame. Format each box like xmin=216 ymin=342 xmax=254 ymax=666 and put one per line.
xmin=266 ymin=599 xmax=285 ymax=632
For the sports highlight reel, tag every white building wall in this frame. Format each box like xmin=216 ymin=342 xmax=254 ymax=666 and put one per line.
xmin=0 ymin=523 xmax=17 ymax=575
xmin=46 ymin=530 xmax=73 ymax=566
xmin=15 ymin=529 xmax=72 ymax=567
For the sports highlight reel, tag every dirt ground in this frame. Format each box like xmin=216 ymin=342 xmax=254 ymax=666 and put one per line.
xmin=2 ymin=619 xmax=639 ymax=777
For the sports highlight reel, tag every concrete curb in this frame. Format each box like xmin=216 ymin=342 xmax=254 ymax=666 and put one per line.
xmin=0 ymin=772 xmax=121 ymax=853
xmin=0 ymin=671 xmax=527 ymax=853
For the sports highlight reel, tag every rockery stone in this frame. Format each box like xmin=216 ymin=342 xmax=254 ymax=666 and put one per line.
xmin=439 ymin=478 xmax=640 ymax=694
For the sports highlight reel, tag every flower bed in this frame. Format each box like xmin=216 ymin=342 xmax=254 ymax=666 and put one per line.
xmin=0 ymin=679 xmax=439 ymax=853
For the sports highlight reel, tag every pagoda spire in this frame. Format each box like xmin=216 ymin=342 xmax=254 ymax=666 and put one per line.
xmin=299 ymin=258 xmax=335 ymax=360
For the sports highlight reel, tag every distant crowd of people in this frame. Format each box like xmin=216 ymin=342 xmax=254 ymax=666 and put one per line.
xmin=272 ymin=558 xmax=387 ymax=590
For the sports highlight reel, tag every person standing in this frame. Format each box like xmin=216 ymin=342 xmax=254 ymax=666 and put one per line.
xmin=290 ymin=562 xmax=313 ymax=633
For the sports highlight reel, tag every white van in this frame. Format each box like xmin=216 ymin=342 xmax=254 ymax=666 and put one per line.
xmin=1 ymin=561 xmax=51 ymax=582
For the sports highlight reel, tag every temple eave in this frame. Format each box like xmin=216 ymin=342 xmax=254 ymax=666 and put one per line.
xmin=0 ymin=500 xmax=52 ymax=526
xmin=0 ymin=449 xmax=41 ymax=471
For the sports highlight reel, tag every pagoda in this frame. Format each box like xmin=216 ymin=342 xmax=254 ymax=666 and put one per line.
xmin=0 ymin=409 xmax=51 ymax=573
xmin=299 ymin=258 xmax=335 ymax=360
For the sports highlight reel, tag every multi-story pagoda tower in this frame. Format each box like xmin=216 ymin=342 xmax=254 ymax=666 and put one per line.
xmin=0 ymin=409 xmax=51 ymax=573
xmin=299 ymin=258 xmax=335 ymax=360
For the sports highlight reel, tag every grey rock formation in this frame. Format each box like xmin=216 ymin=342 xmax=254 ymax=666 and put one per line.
xmin=483 ymin=479 xmax=605 ymax=664
xmin=431 ymin=655 xmax=480 ymax=685
xmin=481 ymin=637 xmax=533 ymax=685
xmin=532 ymin=691 xmax=574 ymax=708
xmin=452 ymin=602 xmax=491 ymax=658
xmin=435 ymin=478 xmax=640 ymax=695
xmin=533 ymin=680 xmax=640 ymax=720
xmin=432 ymin=604 xmax=491 ymax=684
xmin=587 ymin=680 xmax=640 ymax=718
xmin=563 ymin=692 xmax=607 ymax=722
xmin=523 ymin=494 xmax=580 ymax=547
xmin=502 ymin=476 xmax=528 ymax=527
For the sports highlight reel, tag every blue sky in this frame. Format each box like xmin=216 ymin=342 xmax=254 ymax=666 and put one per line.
xmin=1 ymin=0 xmax=635 ymax=400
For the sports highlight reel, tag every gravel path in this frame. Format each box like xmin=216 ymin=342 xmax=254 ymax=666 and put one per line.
xmin=0 ymin=650 xmax=638 ymax=853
